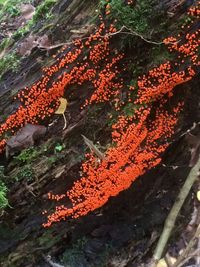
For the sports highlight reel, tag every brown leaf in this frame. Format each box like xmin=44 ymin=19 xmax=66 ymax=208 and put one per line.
xmin=55 ymin=98 xmax=68 ymax=130
xmin=82 ymin=135 xmax=105 ymax=160
xmin=17 ymin=34 xmax=50 ymax=56
xmin=20 ymin=4 xmax=35 ymax=21
xmin=17 ymin=35 xmax=37 ymax=56
xmin=6 ymin=124 xmax=47 ymax=158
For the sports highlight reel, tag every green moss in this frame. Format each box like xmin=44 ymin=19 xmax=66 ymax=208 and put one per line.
xmin=0 ymin=166 xmax=9 ymax=210
xmin=0 ymin=38 xmax=13 ymax=53
xmin=0 ymin=0 xmax=31 ymax=22
xmin=61 ymin=237 xmax=112 ymax=267
xmin=12 ymin=0 xmax=56 ymax=40
xmin=54 ymin=143 xmax=65 ymax=153
xmin=123 ymin=103 xmax=138 ymax=117
xmin=149 ymin=45 xmax=173 ymax=67
xmin=100 ymin=0 xmax=159 ymax=33
xmin=0 ymin=184 xmax=8 ymax=210
xmin=0 ymin=52 xmax=20 ymax=79
xmin=38 ymin=228 xmax=63 ymax=249
xmin=61 ymin=237 xmax=88 ymax=267
xmin=15 ymin=165 xmax=34 ymax=182
xmin=0 ymin=180 xmax=9 ymax=211
xmin=99 ymin=0 xmax=174 ymax=51
xmin=47 ymin=155 xmax=58 ymax=165
xmin=14 ymin=147 xmax=40 ymax=164
xmin=32 ymin=0 xmax=56 ymax=23
xmin=13 ymin=23 xmax=31 ymax=39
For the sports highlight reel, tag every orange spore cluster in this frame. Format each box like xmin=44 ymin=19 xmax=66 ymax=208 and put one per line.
xmin=43 ymin=104 xmax=180 ymax=227
xmin=43 ymin=3 xmax=200 ymax=227
xmin=0 ymin=22 xmax=123 ymax=147
xmin=136 ymin=4 xmax=199 ymax=104
xmin=0 ymin=139 xmax=6 ymax=154
xmin=188 ymin=4 xmax=200 ymax=17
xmin=105 ymin=3 xmax=111 ymax=15
xmin=136 ymin=62 xmax=195 ymax=103
xmin=163 ymin=32 xmax=200 ymax=66
xmin=88 ymin=54 xmax=124 ymax=104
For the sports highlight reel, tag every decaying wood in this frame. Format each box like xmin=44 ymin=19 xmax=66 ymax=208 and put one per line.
xmin=82 ymin=134 xmax=105 ymax=160
xmin=6 ymin=123 xmax=47 ymax=158
xmin=43 ymin=255 xmax=66 ymax=267
xmin=171 ymin=224 xmax=200 ymax=267
xmin=150 ymin=156 xmax=200 ymax=266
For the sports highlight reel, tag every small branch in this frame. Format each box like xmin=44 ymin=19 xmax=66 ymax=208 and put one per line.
xmin=180 ymin=122 xmax=200 ymax=139
xmin=43 ymin=255 xmax=66 ymax=267
xmin=113 ymin=26 xmax=164 ymax=45
xmin=150 ymin=157 xmax=200 ymax=266
xmin=175 ymin=247 xmax=200 ymax=267
xmin=38 ymin=25 xmax=169 ymax=52
xmin=82 ymin=135 xmax=105 ymax=160
xmin=172 ymin=224 xmax=200 ymax=267
xmin=62 ymin=113 xmax=67 ymax=130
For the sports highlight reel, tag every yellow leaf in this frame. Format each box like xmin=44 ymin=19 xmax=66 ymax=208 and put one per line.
xmin=197 ymin=191 xmax=200 ymax=201
xmin=55 ymin=98 xmax=68 ymax=130
xmin=156 ymin=259 xmax=167 ymax=267
xmin=55 ymin=98 xmax=68 ymax=115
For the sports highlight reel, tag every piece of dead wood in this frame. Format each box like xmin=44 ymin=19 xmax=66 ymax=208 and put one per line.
xmin=24 ymin=183 xmax=37 ymax=197
xmin=6 ymin=124 xmax=47 ymax=158
xmin=82 ymin=135 xmax=105 ymax=160
xmin=175 ymin=248 xmax=200 ymax=267
xmin=62 ymin=116 xmax=85 ymax=138
xmin=171 ymin=199 xmax=200 ymax=267
xmin=185 ymin=132 xmax=200 ymax=167
xmin=17 ymin=34 xmax=50 ymax=56
xmin=149 ymin=156 xmax=200 ymax=266
xmin=20 ymin=4 xmax=35 ymax=21
xmin=42 ymin=255 xmax=66 ymax=267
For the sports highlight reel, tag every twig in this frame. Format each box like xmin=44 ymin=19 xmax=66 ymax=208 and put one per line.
xmin=38 ymin=25 xmax=172 ymax=52
xmin=196 ymin=236 xmax=200 ymax=265
xmin=172 ymin=225 xmax=200 ymax=267
xmin=165 ymin=253 xmax=174 ymax=267
xmin=150 ymin=157 xmax=200 ymax=266
xmin=42 ymin=255 xmax=66 ymax=267
xmin=82 ymin=135 xmax=105 ymax=160
xmin=62 ymin=113 xmax=67 ymax=130
xmin=180 ymin=122 xmax=200 ymax=139
xmin=175 ymin=247 xmax=200 ymax=267
xmin=113 ymin=26 xmax=164 ymax=45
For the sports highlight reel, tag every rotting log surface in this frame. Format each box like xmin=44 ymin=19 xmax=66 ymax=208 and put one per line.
xmin=0 ymin=0 xmax=199 ymax=266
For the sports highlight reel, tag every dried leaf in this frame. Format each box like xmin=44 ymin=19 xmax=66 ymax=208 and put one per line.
xmin=82 ymin=135 xmax=105 ymax=160
xmin=197 ymin=191 xmax=200 ymax=201
xmin=55 ymin=98 xmax=68 ymax=130
xmin=6 ymin=124 xmax=46 ymax=158
xmin=18 ymin=34 xmax=51 ymax=56
xmin=156 ymin=258 xmax=167 ymax=267
xmin=20 ymin=4 xmax=35 ymax=21
xmin=17 ymin=35 xmax=37 ymax=56
xmin=55 ymin=98 xmax=68 ymax=115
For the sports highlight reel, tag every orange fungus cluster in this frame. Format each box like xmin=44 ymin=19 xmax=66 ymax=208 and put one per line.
xmin=43 ymin=4 xmax=200 ymax=227
xmin=0 ymin=22 xmax=122 ymax=147
xmin=0 ymin=2 xmax=199 ymax=227
xmin=43 ymin=104 xmax=181 ymax=227
xmin=136 ymin=3 xmax=199 ymax=104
